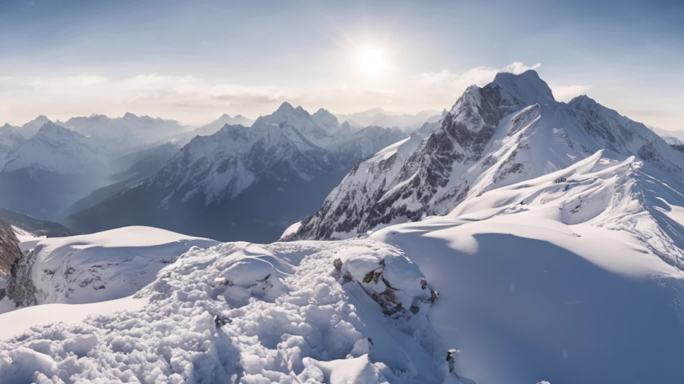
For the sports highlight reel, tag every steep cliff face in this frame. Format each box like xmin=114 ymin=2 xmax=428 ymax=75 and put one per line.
xmin=0 ymin=221 xmax=22 ymax=301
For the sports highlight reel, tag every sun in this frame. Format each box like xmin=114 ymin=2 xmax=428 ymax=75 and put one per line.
xmin=355 ymin=46 xmax=388 ymax=76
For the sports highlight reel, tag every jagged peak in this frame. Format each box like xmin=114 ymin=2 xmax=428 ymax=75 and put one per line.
xmin=313 ymin=107 xmax=333 ymax=116
xmin=23 ymin=115 xmax=51 ymax=126
xmin=568 ymin=94 xmax=598 ymax=107
xmin=491 ymin=69 xmax=555 ymax=105
xmin=81 ymin=113 xmax=108 ymax=120
xmin=268 ymin=102 xmax=312 ymax=121
xmin=311 ymin=108 xmax=339 ymax=128
xmin=218 ymin=123 xmax=247 ymax=133
xmin=33 ymin=121 xmax=84 ymax=139
xmin=275 ymin=101 xmax=296 ymax=114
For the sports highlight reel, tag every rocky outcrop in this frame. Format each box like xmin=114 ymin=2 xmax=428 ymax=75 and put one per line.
xmin=0 ymin=220 xmax=22 ymax=301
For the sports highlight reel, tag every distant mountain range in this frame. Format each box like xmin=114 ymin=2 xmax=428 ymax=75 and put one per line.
xmin=337 ymin=107 xmax=442 ymax=131
xmin=0 ymin=97 xmax=678 ymax=242
xmin=66 ymin=104 xmax=405 ymax=241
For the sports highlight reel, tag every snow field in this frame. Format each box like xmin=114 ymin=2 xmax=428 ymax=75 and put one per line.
xmin=0 ymin=240 xmax=453 ymax=383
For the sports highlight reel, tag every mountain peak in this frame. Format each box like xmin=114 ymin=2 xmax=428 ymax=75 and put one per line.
xmin=35 ymin=121 xmax=78 ymax=137
xmin=275 ymin=101 xmax=296 ymax=114
xmin=269 ymin=102 xmax=312 ymax=122
xmin=568 ymin=94 xmax=597 ymax=107
xmin=492 ymin=69 xmax=555 ymax=105
xmin=23 ymin=115 xmax=50 ymax=126
xmin=30 ymin=122 xmax=89 ymax=146
xmin=312 ymin=108 xmax=339 ymax=130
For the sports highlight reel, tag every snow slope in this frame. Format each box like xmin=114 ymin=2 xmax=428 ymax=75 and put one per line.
xmin=0 ymin=296 xmax=146 ymax=340
xmin=0 ymin=240 xmax=458 ymax=383
xmin=289 ymin=70 xmax=684 ymax=240
xmin=6 ymin=226 xmax=217 ymax=306
xmin=370 ymin=151 xmax=684 ymax=383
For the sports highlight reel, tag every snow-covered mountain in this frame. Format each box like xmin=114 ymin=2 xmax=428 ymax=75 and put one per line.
xmin=68 ymin=103 xmax=406 ymax=241
xmin=0 ymin=208 xmax=71 ymax=238
xmin=0 ymin=122 xmax=112 ymax=220
xmin=64 ymin=142 xmax=183 ymax=216
xmin=193 ymin=113 xmax=254 ymax=136
xmin=17 ymin=115 xmax=51 ymax=138
xmin=287 ymin=70 xmax=684 ymax=240
xmin=0 ymin=125 xmax=26 ymax=165
xmin=338 ymin=107 xmax=442 ymax=132
xmin=367 ymin=150 xmax=684 ymax=383
xmin=61 ymin=112 xmax=189 ymax=154
xmin=1 ymin=122 xmax=106 ymax=175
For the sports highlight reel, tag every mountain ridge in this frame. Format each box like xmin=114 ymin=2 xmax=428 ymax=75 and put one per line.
xmin=286 ymin=70 xmax=684 ymax=241
xmin=68 ymin=103 xmax=406 ymax=241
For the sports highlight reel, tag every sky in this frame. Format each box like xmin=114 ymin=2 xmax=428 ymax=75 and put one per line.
xmin=0 ymin=0 xmax=682 ymax=131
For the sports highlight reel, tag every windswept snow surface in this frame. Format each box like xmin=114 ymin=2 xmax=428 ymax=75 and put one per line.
xmin=8 ymin=226 xmax=217 ymax=305
xmin=0 ymin=296 xmax=146 ymax=340
xmin=372 ymin=152 xmax=684 ymax=384
xmin=0 ymin=240 xmax=457 ymax=383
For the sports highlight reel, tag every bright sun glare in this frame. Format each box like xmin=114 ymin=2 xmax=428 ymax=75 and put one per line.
xmin=356 ymin=47 xmax=388 ymax=76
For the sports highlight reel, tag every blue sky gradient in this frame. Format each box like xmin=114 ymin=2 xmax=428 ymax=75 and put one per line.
xmin=0 ymin=0 xmax=681 ymax=130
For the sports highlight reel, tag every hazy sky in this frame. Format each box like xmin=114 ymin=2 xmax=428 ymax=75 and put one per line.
xmin=0 ymin=0 xmax=682 ymax=130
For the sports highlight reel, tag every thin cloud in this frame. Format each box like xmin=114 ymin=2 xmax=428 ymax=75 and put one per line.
xmin=418 ymin=61 xmax=542 ymax=89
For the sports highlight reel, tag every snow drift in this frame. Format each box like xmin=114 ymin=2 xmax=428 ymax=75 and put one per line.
xmin=371 ymin=151 xmax=684 ymax=383
xmin=0 ymin=240 xmax=453 ymax=383
xmin=6 ymin=226 xmax=217 ymax=306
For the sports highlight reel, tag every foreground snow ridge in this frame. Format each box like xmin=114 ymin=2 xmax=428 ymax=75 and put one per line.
xmin=0 ymin=240 xmax=456 ymax=383
xmin=7 ymin=226 xmax=217 ymax=306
